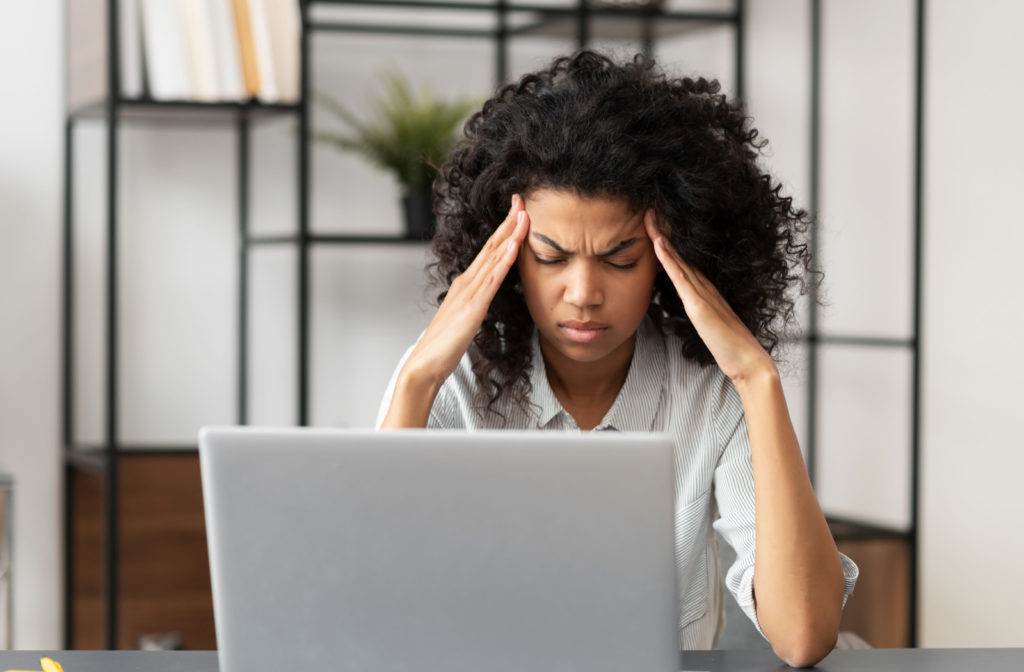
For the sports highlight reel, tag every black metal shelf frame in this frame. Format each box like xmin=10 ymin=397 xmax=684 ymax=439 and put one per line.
xmin=60 ymin=0 xmax=744 ymax=650
xmin=804 ymin=0 xmax=926 ymax=647
xmin=62 ymin=0 xmax=927 ymax=651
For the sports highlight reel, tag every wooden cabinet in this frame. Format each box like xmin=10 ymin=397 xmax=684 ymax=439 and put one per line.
xmin=832 ymin=519 xmax=912 ymax=648
xmin=70 ymin=454 xmax=214 ymax=650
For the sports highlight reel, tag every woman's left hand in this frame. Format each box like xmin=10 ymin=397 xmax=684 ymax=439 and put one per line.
xmin=644 ymin=211 xmax=777 ymax=386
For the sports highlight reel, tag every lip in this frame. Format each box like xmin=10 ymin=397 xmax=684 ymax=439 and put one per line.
xmin=558 ymin=320 xmax=609 ymax=343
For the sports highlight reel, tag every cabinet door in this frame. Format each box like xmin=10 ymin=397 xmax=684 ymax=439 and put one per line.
xmin=70 ymin=454 xmax=215 ymax=650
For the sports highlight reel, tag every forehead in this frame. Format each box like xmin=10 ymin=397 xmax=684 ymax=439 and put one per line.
xmin=523 ymin=189 xmax=641 ymax=243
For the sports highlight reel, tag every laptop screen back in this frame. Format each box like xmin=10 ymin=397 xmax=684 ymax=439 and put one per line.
xmin=200 ymin=427 xmax=679 ymax=672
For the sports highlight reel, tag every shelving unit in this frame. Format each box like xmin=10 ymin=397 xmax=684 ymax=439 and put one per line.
xmin=804 ymin=0 xmax=925 ymax=648
xmin=62 ymin=0 xmax=923 ymax=652
xmin=62 ymin=0 xmax=316 ymax=647
xmin=62 ymin=0 xmax=744 ymax=648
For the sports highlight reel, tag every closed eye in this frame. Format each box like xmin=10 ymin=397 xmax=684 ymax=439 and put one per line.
xmin=534 ymin=255 xmax=638 ymax=269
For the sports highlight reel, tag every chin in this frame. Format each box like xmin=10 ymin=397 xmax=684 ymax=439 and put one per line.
xmin=550 ymin=336 xmax=622 ymax=363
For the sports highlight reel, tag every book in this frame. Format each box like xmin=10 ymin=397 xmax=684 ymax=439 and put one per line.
xmin=230 ymin=0 xmax=260 ymax=99
xmin=207 ymin=0 xmax=245 ymax=101
xmin=246 ymin=0 xmax=279 ymax=102
xmin=119 ymin=0 xmax=144 ymax=98
xmin=263 ymin=0 xmax=301 ymax=103
xmin=139 ymin=0 xmax=191 ymax=100
xmin=179 ymin=0 xmax=218 ymax=101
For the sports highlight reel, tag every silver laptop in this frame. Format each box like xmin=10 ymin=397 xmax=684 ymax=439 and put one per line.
xmin=199 ymin=427 xmax=679 ymax=672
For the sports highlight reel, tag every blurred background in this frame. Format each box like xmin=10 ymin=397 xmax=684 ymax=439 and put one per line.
xmin=0 ymin=0 xmax=1022 ymax=652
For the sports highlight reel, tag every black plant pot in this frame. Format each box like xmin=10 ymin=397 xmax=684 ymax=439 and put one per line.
xmin=401 ymin=191 xmax=436 ymax=240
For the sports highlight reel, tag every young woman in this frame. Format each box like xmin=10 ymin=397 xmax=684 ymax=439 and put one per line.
xmin=378 ymin=50 xmax=858 ymax=667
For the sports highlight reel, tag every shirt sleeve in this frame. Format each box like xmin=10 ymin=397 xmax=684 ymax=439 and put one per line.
xmin=710 ymin=391 xmax=860 ymax=640
xmin=375 ymin=345 xmax=415 ymax=429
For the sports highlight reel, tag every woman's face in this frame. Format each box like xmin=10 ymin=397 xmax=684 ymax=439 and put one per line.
xmin=516 ymin=188 xmax=659 ymax=366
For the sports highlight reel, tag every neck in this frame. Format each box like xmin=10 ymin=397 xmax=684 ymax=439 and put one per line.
xmin=539 ymin=332 xmax=636 ymax=404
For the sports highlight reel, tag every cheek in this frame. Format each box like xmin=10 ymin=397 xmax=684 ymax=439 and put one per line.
xmin=613 ymin=265 xmax=658 ymax=314
xmin=639 ymin=256 xmax=659 ymax=298
xmin=516 ymin=258 xmax=553 ymax=309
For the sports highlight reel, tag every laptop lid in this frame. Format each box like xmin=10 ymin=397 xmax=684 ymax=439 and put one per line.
xmin=199 ymin=427 xmax=679 ymax=672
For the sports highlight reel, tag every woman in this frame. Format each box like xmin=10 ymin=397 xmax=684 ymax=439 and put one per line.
xmin=378 ymin=50 xmax=858 ymax=667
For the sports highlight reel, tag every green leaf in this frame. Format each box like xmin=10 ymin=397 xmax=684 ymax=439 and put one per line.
xmin=311 ymin=70 xmax=479 ymax=192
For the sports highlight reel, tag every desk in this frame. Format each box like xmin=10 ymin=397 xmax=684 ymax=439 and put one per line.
xmin=683 ymin=649 xmax=1024 ymax=670
xmin=1 ymin=649 xmax=1022 ymax=672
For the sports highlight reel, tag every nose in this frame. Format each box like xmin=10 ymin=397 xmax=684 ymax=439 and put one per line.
xmin=563 ymin=261 xmax=604 ymax=309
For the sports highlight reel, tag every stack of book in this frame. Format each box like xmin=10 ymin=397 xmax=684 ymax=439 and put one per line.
xmin=121 ymin=0 xmax=301 ymax=103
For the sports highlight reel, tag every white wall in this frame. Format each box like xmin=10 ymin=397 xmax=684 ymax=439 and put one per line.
xmin=2 ymin=0 xmax=1023 ymax=650
xmin=0 ymin=0 xmax=63 ymax=649
xmin=920 ymin=0 xmax=1024 ymax=647
xmin=746 ymin=0 xmax=1024 ymax=647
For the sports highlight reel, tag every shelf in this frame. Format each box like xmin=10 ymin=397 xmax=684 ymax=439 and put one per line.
xmin=781 ymin=333 xmax=916 ymax=349
xmin=816 ymin=334 xmax=915 ymax=348
xmin=509 ymin=8 xmax=735 ymax=41
xmin=312 ymin=0 xmax=737 ymax=19
xmin=248 ymin=233 xmax=433 ymax=245
xmin=67 ymin=99 xmax=301 ymax=125
xmin=68 ymin=443 xmax=199 ymax=452
xmin=827 ymin=515 xmax=911 ymax=542
xmin=309 ymin=2 xmax=737 ymax=41
xmin=64 ymin=450 xmax=108 ymax=474
xmin=63 ymin=0 xmax=753 ymax=650
xmin=65 ymin=444 xmax=200 ymax=471
xmin=313 ymin=0 xmax=507 ymax=9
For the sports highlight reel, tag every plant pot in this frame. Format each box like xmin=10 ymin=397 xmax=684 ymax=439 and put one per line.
xmin=401 ymin=191 xmax=436 ymax=240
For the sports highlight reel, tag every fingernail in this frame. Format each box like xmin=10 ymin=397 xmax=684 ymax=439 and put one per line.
xmin=517 ymin=211 xmax=525 ymax=226
xmin=511 ymin=194 xmax=519 ymax=208
xmin=507 ymin=239 xmax=517 ymax=252
xmin=657 ymin=237 xmax=666 ymax=249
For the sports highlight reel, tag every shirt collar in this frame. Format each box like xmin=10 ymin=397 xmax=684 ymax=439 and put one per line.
xmin=528 ymin=316 xmax=667 ymax=431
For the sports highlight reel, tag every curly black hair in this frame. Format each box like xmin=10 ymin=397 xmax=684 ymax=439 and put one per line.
xmin=430 ymin=49 xmax=817 ymax=415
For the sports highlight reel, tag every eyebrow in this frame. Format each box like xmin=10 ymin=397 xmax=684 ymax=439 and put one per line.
xmin=531 ymin=233 xmax=640 ymax=257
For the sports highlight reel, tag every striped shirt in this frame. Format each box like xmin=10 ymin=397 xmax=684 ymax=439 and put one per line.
xmin=377 ymin=315 xmax=859 ymax=649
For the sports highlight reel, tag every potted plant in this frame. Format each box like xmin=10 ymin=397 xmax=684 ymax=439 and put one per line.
xmin=313 ymin=72 xmax=477 ymax=240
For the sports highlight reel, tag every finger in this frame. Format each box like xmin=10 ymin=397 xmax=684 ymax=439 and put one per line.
xmin=667 ymin=248 xmax=703 ymax=293
xmin=645 ymin=215 xmax=712 ymax=296
xmin=483 ymin=207 xmax=527 ymax=268
xmin=650 ymin=238 xmax=702 ymax=314
xmin=512 ymin=206 xmax=531 ymax=244
xmin=672 ymin=251 xmax=714 ymax=294
xmin=465 ymin=209 xmax=526 ymax=299
xmin=464 ymin=197 xmax=524 ymax=281
xmin=651 ymin=234 xmax=737 ymax=324
xmin=487 ymin=193 xmax=525 ymax=248
xmin=644 ymin=213 xmax=697 ymax=289
xmin=484 ymin=210 xmax=529 ymax=283
xmin=643 ymin=208 xmax=668 ymax=240
xmin=661 ymin=245 xmax=721 ymax=306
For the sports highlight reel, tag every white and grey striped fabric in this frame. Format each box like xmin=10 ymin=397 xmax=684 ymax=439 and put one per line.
xmin=376 ymin=316 xmax=859 ymax=649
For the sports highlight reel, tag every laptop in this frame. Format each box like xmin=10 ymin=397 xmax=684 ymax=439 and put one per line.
xmin=199 ymin=427 xmax=679 ymax=672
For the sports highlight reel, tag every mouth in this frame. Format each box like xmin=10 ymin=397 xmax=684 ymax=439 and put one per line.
xmin=558 ymin=320 xmax=609 ymax=343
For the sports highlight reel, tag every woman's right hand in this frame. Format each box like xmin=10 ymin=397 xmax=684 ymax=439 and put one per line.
xmin=380 ymin=194 xmax=531 ymax=428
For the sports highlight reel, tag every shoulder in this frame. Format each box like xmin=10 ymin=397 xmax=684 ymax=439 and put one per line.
xmin=436 ymin=346 xmax=482 ymax=404
xmin=433 ymin=344 xmax=531 ymax=429
xmin=659 ymin=325 xmax=745 ymax=439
